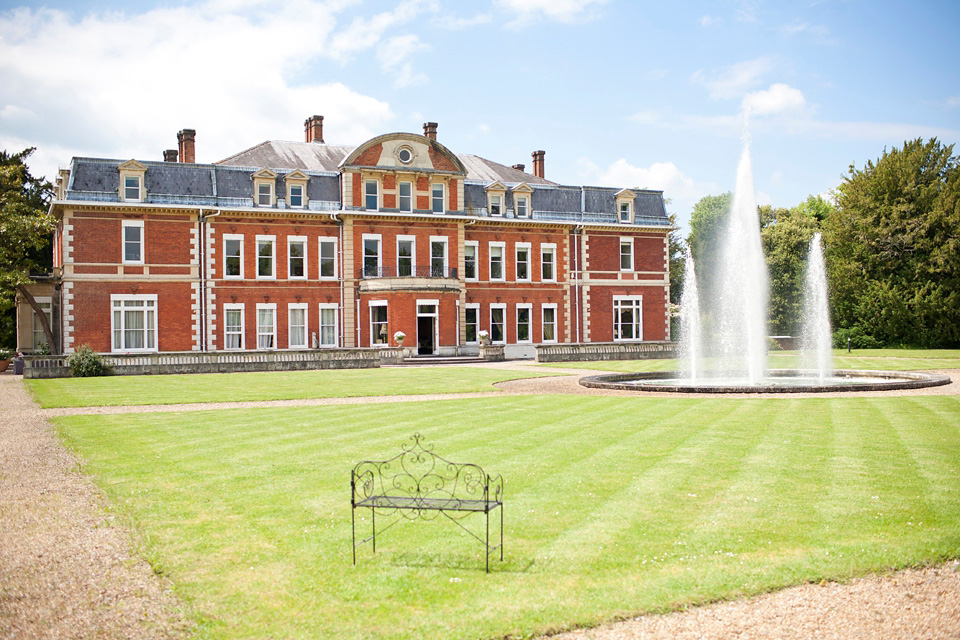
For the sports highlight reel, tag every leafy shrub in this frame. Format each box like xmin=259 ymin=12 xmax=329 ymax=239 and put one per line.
xmin=67 ymin=344 xmax=113 ymax=377
xmin=833 ymin=326 xmax=883 ymax=350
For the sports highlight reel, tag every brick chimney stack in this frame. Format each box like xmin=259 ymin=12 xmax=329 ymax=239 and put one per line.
xmin=177 ymin=129 xmax=196 ymax=163
xmin=532 ymin=150 xmax=545 ymax=179
xmin=423 ymin=122 xmax=438 ymax=140
xmin=305 ymin=115 xmax=324 ymax=143
xmin=512 ymin=164 xmax=525 ymax=172
xmin=163 ymin=149 xmax=178 ymax=162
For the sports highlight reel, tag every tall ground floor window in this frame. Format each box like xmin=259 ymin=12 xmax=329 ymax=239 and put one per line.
xmin=224 ymin=303 xmax=244 ymax=349
xmin=370 ymin=302 xmax=388 ymax=345
xmin=288 ymin=303 xmax=308 ymax=348
xmin=464 ymin=304 xmax=479 ymax=343
xmin=490 ymin=304 xmax=506 ymax=344
xmin=613 ymin=296 xmax=643 ymax=341
xmin=319 ymin=304 xmax=338 ymax=347
xmin=541 ymin=304 xmax=557 ymax=343
xmin=111 ymin=294 xmax=157 ymax=352
xmin=257 ymin=303 xmax=276 ymax=349
xmin=516 ymin=303 xmax=531 ymax=343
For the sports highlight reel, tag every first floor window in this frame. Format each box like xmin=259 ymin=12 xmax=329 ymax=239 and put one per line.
xmin=490 ymin=304 xmax=505 ymax=344
xmin=541 ymin=244 xmax=556 ymax=282
xmin=613 ymin=296 xmax=643 ymax=341
xmin=288 ymin=237 xmax=306 ymax=279
xmin=364 ymin=180 xmax=379 ymax=210
xmin=370 ymin=303 xmax=388 ymax=345
xmin=319 ymin=238 xmax=337 ymax=279
xmin=363 ymin=235 xmax=381 ymax=278
xmin=257 ymin=304 xmax=276 ymax=349
xmin=431 ymin=183 xmax=445 ymax=213
xmin=430 ymin=237 xmax=447 ymax=277
xmin=542 ymin=304 xmax=557 ymax=343
xmin=257 ymin=236 xmax=275 ymax=279
xmin=288 ymin=304 xmax=308 ymax=348
xmin=111 ymin=295 xmax=156 ymax=352
xmin=122 ymin=220 xmax=143 ymax=264
xmin=398 ymin=237 xmax=415 ymax=276
xmin=224 ymin=235 xmax=243 ymax=278
xmin=398 ymin=181 xmax=412 ymax=211
xmin=319 ymin=304 xmax=338 ymax=347
xmin=464 ymin=242 xmax=477 ymax=280
xmin=465 ymin=304 xmax=479 ymax=343
xmin=489 ymin=243 xmax=504 ymax=281
xmin=620 ymin=238 xmax=634 ymax=271
xmin=516 ymin=304 xmax=531 ymax=343
xmin=224 ymin=304 xmax=244 ymax=349
xmin=516 ymin=244 xmax=531 ymax=281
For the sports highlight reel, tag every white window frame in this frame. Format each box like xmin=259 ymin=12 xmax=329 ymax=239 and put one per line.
xmin=318 ymin=303 xmax=339 ymax=347
xmin=256 ymin=235 xmax=276 ymax=280
xmin=541 ymin=303 xmax=558 ymax=344
xmin=369 ymin=300 xmax=388 ymax=346
xmin=515 ymin=195 xmax=529 ymax=218
xmin=257 ymin=182 xmax=274 ymax=207
xmin=223 ymin=303 xmax=245 ymax=350
xmin=490 ymin=303 xmax=506 ymax=344
xmin=110 ymin=294 xmax=157 ymax=353
xmin=613 ymin=295 xmax=643 ymax=342
xmin=619 ymin=200 xmax=633 ymax=223
xmin=287 ymin=236 xmax=307 ymax=280
xmin=515 ymin=242 xmax=531 ymax=282
xmin=123 ymin=175 xmax=142 ymax=202
xmin=223 ymin=234 xmax=244 ymax=279
xmin=287 ymin=302 xmax=308 ymax=349
xmin=465 ymin=303 xmax=480 ymax=344
xmin=489 ymin=193 xmax=503 ymax=216
xmin=464 ymin=241 xmax=479 ymax=281
xmin=431 ymin=182 xmax=445 ymax=214
xmin=256 ymin=302 xmax=277 ymax=349
xmin=397 ymin=235 xmax=416 ymax=277
xmin=122 ymin=220 xmax=144 ymax=265
xmin=540 ymin=243 xmax=557 ymax=282
xmin=430 ymin=236 xmax=448 ymax=278
xmin=398 ymin=180 xmax=413 ymax=212
xmin=287 ymin=183 xmax=305 ymax=208
xmin=620 ymin=237 xmax=634 ymax=272
xmin=489 ymin=241 xmax=505 ymax=282
xmin=364 ymin=179 xmax=379 ymax=211
xmin=318 ymin=237 xmax=337 ymax=280
xmin=516 ymin=303 xmax=532 ymax=344
xmin=362 ymin=233 xmax=382 ymax=278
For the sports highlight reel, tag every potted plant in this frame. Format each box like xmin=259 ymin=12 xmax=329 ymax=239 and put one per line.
xmin=393 ymin=330 xmax=406 ymax=347
xmin=0 ymin=349 xmax=11 ymax=373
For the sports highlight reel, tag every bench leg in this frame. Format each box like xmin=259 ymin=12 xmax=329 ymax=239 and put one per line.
xmin=486 ymin=509 xmax=490 ymax=573
xmin=351 ymin=505 xmax=356 ymax=566
xmin=372 ymin=509 xmax=376 ymax=554
xmin=500 ymin=504 xmax=504 ymax=561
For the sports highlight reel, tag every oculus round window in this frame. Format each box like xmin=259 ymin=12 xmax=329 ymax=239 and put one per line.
xmin=397 ymin=147 xmax=414 ymax=164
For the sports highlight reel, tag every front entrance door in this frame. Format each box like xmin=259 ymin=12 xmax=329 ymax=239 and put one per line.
xmin=417 ymin=302 xmax=438 ymax=355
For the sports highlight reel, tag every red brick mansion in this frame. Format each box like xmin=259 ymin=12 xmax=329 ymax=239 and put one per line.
xmin=19 ymin=117 xmax=673 ymax=360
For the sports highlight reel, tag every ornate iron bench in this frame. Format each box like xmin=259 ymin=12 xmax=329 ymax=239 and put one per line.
xmin=351 ymin=433 xmax=504 ymax=572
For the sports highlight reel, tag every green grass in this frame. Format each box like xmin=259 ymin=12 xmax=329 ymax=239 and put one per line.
xmin=54 ymin=394 xmax=960 ymax=639
xmin=544 ymin=348 xmax=960 ymax=373
xmin=25 ymin=366 xmax=559 ymax=408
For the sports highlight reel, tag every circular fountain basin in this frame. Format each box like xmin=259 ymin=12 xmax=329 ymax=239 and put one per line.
xmin=579 ymin=369 xmax=952 ymax=394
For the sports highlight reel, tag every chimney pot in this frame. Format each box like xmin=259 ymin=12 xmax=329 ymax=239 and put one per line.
xmin=512 ymin=164 xmax=526 ymax=172
xmin=532 ymin=150 xmax=545 ymax=179
xmin=163 ymin=149 xmax=178 ymax=162
xmin=177 ymin=129 xmax=196 ymax=163
xmin=423 ymin=122 xmax=438 ymax=141
xmin=305 ymin=115 xmax=324 ymax=143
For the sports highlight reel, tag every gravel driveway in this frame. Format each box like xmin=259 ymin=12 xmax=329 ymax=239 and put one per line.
xmin=2 ymin=366 xmax=959 ymax=639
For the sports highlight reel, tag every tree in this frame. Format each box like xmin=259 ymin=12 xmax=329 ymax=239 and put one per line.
xmin=686 ymin=192 xmax=731 ymax=305
xmin=824 ymin=138 xmax=960 ymax=347
xmin=0 ymin=148 xmax=55 ymax=350
xmin=759 ymin=197 xmax=826 ymax=335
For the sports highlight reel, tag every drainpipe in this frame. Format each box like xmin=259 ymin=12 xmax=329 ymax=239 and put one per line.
xmin=330 ymin=212 xmax=345 ymax=347
xmin=198 ymin=209 xmax=222 ymax=352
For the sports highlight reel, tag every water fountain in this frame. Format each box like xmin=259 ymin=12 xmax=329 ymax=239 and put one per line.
xmin=581 ymin=133 xmax=950 ymax=394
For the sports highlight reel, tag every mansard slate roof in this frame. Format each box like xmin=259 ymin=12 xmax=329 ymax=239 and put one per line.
xmin=61 ymin=137 xmax=671 ymax=227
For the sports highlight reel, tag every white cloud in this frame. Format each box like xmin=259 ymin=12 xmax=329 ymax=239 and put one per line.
xmin=691 ymin=56 xmax=776 ymax=100
xmin=377 ymin=34 xmax=430 ymax=88
xmin=496 ymin=0 xmax=608 ymax=27
xmin=947 ymin=96 xmax=960 ymax=108
xmin=0 ymin=2 xmax=412 ymax=179
xmin=699 ymin=15 xmax=722 ymax=27
xmin=741 ymin=83 xmax=809 ymax=117
xmin=433 ymin=12 xmax=492 ymax=29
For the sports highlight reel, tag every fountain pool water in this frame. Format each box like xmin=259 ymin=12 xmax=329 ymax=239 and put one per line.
xmin=582 ymin=130 xmax=950 ymax=394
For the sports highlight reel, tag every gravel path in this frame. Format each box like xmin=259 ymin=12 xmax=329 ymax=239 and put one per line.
xmin=4 ymin=365 xmax=959 ymax=639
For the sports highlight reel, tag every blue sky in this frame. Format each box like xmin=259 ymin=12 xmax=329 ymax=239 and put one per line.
xmin=1 ymin=0 xmax=958 ymax=233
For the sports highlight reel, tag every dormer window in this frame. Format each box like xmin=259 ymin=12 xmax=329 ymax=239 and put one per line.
xmin=252 ymin=169 xmax=278 ymax=207
xmin=284 ymin=170 xmax=309 ymax=209
xmin=490 ymin=194 xmax=502 ymax=216
xmin=616 ymin=189 xmax=636 ymax=224
xmin=118 ymin=159 xmax=147 ymax=203
xmin=486 ymin=180 xmax=506 ymax=216
xmin=511 ymin=183 xmax=533 ymax=218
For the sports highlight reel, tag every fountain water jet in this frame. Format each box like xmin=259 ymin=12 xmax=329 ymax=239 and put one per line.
xmin=800 ymin=232 xmax=833 ymax=383
xmin=679 ymin=245 xmax=703 ymax=381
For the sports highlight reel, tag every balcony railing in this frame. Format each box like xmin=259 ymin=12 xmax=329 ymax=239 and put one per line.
xmin=359 ymin=265 xmax=458 ymax=279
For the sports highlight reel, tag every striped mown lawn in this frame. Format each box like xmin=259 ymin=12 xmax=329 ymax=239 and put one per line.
xmin=54 ymin=393 xmax=960 ymax=639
